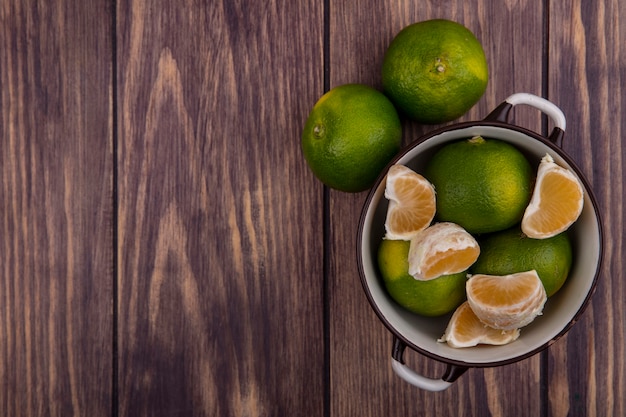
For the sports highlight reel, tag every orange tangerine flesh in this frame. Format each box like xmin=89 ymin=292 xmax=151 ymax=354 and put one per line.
xmin=521 ymin=154 xmax=584 ymax=239
xmin=439 ymin=301 xmax=520 ymax=348
xmin=384 ymin=164 xmax=436 ymax=240
xmin=466 ymin=270 xmax=547 ymax=330
xmin=408 ymin=222 xmax=480 ymax=280
xmin=427 ymin=247 xmax=479 ymax=279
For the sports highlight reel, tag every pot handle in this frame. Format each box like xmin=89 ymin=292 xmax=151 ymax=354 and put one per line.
xmin=484 ymin=93 xmax=566 ymax=146
xmin=391 ymin=337 xmax=468 ymax=391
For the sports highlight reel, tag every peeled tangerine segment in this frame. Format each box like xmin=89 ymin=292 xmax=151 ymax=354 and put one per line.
xmin=466 ymin=270 xmax=547 ymax=331
xmin=384 ymin=164 xmax=436 ymax=241
xmin=439 ymin=301 xmax=520 ymax=348
xmin=408 ymin=222 xmax=480 ymax=280
xmin=521 ymin=154 xmax=584 ymax=239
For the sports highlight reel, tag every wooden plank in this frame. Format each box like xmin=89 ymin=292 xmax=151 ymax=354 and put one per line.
xmin=548 ymin=0 xmax=625 ymax=416
xmin=0 ymin=1 xmax=113 ymax=416
xmin=116 ymin=0 xmax=325 ymax=415
xmin=328 ymin=2 xmax=545 ymax=416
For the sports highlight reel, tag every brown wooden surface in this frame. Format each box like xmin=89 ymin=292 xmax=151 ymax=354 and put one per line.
xmin=0 ymin=1 xmax=113 ymax=415
xmin=1 ymin=0 xmax=624 ymax=416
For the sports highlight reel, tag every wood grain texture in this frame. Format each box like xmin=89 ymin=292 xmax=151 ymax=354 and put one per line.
xmin=0 ymin=1 xmax=113 ymax=416
xmin=548 ymin=0 xmax=625 ymax=416
xmin=115 ymin=0 xmax=324 ymax=415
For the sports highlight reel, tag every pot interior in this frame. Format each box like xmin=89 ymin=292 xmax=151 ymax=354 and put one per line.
xmin=359 ymin=124 xmax=602 ymax=366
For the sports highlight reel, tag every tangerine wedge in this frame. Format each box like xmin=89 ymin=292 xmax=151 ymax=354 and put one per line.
xmin=408 ymin=222 xmax=480 ymax=280
xmin=439 ymin=301 xmax=520 ymax=348
xmin=466 ymin=270 xmax=547 ymax=330
xmin=521 ymin=154 xmax=584 ymax=239
xmin=384 ymin=164 xmax=436 ymax=240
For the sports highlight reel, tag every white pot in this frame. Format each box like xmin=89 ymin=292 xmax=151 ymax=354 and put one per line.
xmin=357 ymin=93 xmax=604 ymax=391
